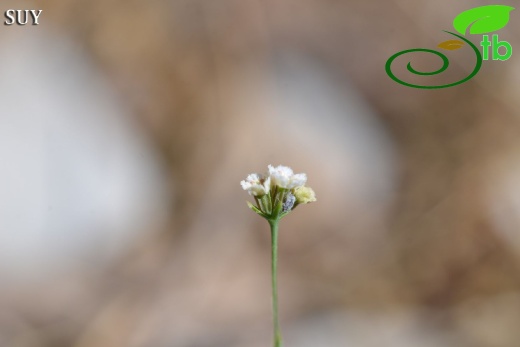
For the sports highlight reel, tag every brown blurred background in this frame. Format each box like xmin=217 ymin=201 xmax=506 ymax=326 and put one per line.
xmin=1 ymin=0 xmax=520 ymax=346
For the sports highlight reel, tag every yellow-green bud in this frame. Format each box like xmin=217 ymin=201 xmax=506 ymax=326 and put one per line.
xmin=293 ymin=186 xmax=316 ymax=204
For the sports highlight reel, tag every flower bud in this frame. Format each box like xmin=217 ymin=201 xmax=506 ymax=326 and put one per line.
xmin=293 ymin=186 xmax=316 ymax=204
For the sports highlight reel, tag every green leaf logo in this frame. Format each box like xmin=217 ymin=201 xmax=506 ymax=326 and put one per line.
xmin=453 ymin=5 xmax=515 ymax=35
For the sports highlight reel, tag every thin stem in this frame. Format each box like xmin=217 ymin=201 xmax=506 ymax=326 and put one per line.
xmin=269 ymin=219 xmax=282 ymax=347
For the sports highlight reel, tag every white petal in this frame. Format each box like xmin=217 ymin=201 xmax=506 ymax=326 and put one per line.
xmin=268 ymin=164 xmax=293 ymax=177
xmin=240 ymin=180 xmax=252 ymax=190
xmin=246 ymin=173 xmax=261 ymax=182
xmin=263 ymin=176 xmax=271 ymax=192
xmin=288 ymin=173 xmax=307 ymax=188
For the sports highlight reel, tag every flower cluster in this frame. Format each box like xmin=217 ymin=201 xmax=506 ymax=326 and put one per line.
xmin=241 ymin=165 xmax=316 ymax=220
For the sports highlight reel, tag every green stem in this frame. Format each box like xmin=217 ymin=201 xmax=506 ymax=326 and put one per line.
xmin=269 ymin=219 xmax=282 ymax=347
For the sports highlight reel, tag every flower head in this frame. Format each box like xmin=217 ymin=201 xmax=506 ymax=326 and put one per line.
xmin=242 ymin=164 xmax=315 ymax=220
xmin=240 ymin=173 xmax=270 ymax=196
xmin=268 ymin=164 xmax=307 ymax=189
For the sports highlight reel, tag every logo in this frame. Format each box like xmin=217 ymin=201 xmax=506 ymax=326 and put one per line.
xmin=386 ymin=5 xmax=515 ymax=89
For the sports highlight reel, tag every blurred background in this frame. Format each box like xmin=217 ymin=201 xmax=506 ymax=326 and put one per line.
xmin=1 ymin=0 xmax=520 ymax=346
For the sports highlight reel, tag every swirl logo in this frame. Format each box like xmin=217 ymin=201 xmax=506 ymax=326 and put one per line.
xmin=386 ymin=5 xmax=515 ymax=89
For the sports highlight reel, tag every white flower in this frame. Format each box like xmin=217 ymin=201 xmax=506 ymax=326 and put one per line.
xmin=268 ymin=164 xmax=307 ymax=189
xmin=240 ymin=173 xmax=271 ymax=196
